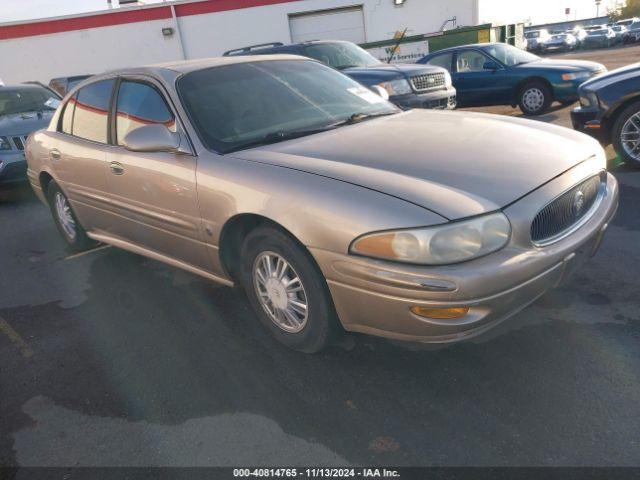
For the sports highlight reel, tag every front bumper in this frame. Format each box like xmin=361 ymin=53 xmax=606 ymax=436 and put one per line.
xmin=0 ymin=153 xmax=28 ymax=190
xmin=313 ymin=163 xmax=618 ymax=344
xmin=571 ymin=106 xmax=607 ymax=144
xmin=391 ymin=86 xmax=457 ymax=110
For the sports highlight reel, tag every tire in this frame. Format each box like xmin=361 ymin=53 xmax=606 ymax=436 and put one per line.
xmin=240 ymin=226 xmax=339 ymax=353
xmin=518 ymin=80 xmax=552 ymax=116
xmin=47 ymin=181 xmax=96 ymax=251
xmin=612 ymin=100 xmax=640 ymax=168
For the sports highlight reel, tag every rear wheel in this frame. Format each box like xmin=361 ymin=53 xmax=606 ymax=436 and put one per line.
xmin=518 ymin=81 xmax=552 ymax=116
xmin=47 ymin=181 xmax=95 ymax=251
xmin=612 ymin=100 xmax=640 ymax=168
xmin=240 ymin=226 xmax=339 ymax=353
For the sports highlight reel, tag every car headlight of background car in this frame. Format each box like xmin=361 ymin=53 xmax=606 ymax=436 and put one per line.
xmin=376 ymin=78 xmax=413 ymax=96
xmin=350 ymin=212 xmax=511 ymax=265
xmin=579 ymin=91 xmax=599 ymax=108
xmin=562 ymin=71 xmax=592 ymax=81
xmin=0 ymin=136 xmax=12 ymax=151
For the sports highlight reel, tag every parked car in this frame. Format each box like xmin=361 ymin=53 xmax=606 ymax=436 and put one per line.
xmin=524 ymin=29 xmax=551 ymax=53
xmin=49 ymin=74 xmax=92 ymax=97
xmin=223 ymin=40 xmax=456 ymax=111
xmin=569 ymin=27 xmax=589 ymax=48
xmin=610 ymin=24 xmax=628 ymax=43
xmin=583 ymin=26 xmax=616 ymax=49
xmin=545 ymin=33 xmax=577 ymax=52
xmin=625 ymin=22 xmax=640 ymax=43
xmin=572 ymin=62 xmax=640 ymax=167
xmin=615 ymin=17 xmax=639 ymax=28
xmin=417 ymin=43 xmax=606 ymax=115
xmin=1 ymin=84 xmax=60 ymax=192
xmin=26 ymin=55 xmax=618 ymax=352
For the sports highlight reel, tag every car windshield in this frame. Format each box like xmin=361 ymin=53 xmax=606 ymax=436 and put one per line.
xmin=525 ymin=31 xmax=540 ymax=38
xmin=483 ymin=43 xmax=539 ymax=66
xmin=589 ymin=29 xmax=608 ymax=36
xmin=178 ymin=60 xmax=398 ymax=154
xmin=0 ymin=86 xmax=59 ymax=116
xmin=302 ymin=42 xmax=381 ymax=70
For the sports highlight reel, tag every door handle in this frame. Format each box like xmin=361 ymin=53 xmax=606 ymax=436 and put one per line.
xmin=110 ymin=162 xmax=125 ymax=175
xmin=50 ymin=149 xmax=61 ymax=161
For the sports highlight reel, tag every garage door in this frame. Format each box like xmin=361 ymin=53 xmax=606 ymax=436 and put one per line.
xmin=289 ymin=6 xmax=366 ymax=44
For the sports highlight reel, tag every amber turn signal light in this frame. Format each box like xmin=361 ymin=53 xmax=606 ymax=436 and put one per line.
xmin=410 ymin=306 xmax=469 ymax=319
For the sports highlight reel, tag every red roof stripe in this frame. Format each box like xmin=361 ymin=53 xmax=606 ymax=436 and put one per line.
xmin=0 ymin=0 xmax=302 ymax=41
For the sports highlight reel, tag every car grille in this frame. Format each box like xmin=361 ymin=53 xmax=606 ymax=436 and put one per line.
xmin=410 ymin=72 xmax=446 ymax=92
xmin=530 ymin=174 xmax=603 ymax=245
xmin=11 ymin=135 xmax=28 ymax=151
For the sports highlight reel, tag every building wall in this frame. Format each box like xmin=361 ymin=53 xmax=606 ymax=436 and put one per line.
xmin=0 ymin=0 xmax=478 ymax=84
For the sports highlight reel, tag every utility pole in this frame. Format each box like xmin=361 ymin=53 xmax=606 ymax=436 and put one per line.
xmin=595 ymin=0 xmax=602 ymax=17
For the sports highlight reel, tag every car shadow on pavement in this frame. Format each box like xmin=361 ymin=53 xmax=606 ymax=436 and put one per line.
xmin=3 ymin=221 xmax=640 ymax=467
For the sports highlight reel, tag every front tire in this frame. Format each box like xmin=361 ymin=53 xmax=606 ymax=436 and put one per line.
xmin=612 ymin=100 xmax=640 ymax=168
xmin=518 ymin=81 xmax=552 ymax=116
xmin=240 ymin=226 xmax=339 ymax=353
xmin=47 ymin=181 xmax=95 ymax=251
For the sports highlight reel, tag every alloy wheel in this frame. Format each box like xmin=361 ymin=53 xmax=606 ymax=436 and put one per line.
xmin=621 ymin=112 xmax=640 ymax=162
xmin=252 ymin=251 xmax=309 ymax=333
xmin=54 ymin=192 xmax=77 ymax=241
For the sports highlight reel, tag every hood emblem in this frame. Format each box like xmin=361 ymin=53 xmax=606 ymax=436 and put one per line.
xmin=572 ymin=190 xmax=586 ymax=217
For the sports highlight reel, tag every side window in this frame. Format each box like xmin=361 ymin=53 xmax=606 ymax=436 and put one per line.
xmin=456 ymin=50 xmax=491 ymax=73
xmin=59 ymin=94 xmax=76 ymax=135
xmin=115 ymin=81 xmax=176 ymax=145
xmin=426 ymin=52 xmax=453 ymax=72
xmin=73 ymin=79 xmax=115 ymax=143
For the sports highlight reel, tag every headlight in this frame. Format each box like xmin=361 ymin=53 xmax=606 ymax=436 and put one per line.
xmin=350 ymin=212 xmax=511 ymax=265
xmin=376 ymin=78 xmax=413 ymax=96
xmin=579 ymin=91 xmax=599 ymax=108
xmin=562 ymin=71 xmax=592 ymax=81
xmin=0 ymin=136 xmax=11 ymax=151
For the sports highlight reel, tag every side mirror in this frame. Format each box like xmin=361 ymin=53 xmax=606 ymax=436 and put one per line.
xmin=122 ymin=124 xmax=183 ymax=153
xmin=371 ymin=85 xmax=390 ymax=100
xmin=483 ymin=60 xmax=499 ymax=71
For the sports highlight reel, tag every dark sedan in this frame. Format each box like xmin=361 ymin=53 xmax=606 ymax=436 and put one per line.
xmin=0 ymin=85 xmax=59 ymax=192
xmin=572 ymin=62 xmax=640 ymax=167
xmin=418 ymin=43 xmax=605 ymax=115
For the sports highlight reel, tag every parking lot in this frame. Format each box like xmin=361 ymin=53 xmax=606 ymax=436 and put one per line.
xmin=1 ymin=44 xmax=640 ymax=469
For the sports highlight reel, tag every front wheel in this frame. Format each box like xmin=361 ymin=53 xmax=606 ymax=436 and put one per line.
xmin=518 ymin=81 xmax=552 ymax=116
xmin=241 ymin=226 xmax=339 ymax=353
xmin=47 ymin=181 xmax=96 ymax=251
xmin=612 ymin=100 xmax=640 ymax=168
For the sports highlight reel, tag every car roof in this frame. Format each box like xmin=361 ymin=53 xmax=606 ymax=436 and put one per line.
xmin=424 ymin=43 xmax=500 ymax=55
xmin=0 ymin=84 xmax=52 ymax=92
xmin=224 ymin=39 xmax=353 ymax=56
xmin=85 ymin=55 xmax=310 ymax=83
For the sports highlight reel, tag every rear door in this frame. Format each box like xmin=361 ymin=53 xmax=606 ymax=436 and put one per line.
xmin=104 ymin=77 xmax=210 ymax=270
xmin=49 ymin=78 xmax=116 ymax=232
xmin=452 ymin=49 xmax=508 ymax=106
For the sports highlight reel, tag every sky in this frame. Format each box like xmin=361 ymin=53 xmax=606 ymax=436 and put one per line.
xmin=0 ymin=0 xmax=622 ymax=25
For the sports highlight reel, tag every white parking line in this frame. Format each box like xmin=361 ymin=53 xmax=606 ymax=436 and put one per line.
xmin=64 ymin=244 xmax=111 ymax=261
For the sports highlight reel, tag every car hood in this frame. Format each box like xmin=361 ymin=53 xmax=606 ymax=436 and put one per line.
xmin=0 ymin=111 xmax=54 ymax=136
xmin=516 ymin=58 xmax=605 ymax=73
xmin=231 ymin=110 xmax=600 ymax=220
xmin=342 ymin=63 xmax=443 ymax=81
xmin=580 ymin=62 xmax=640 ymax=89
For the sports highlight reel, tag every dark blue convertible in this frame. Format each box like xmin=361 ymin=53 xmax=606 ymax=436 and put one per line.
xmin=417 ymin=43 xmax=606 ymax=116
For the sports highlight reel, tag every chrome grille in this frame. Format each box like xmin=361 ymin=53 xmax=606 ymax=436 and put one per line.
xmin=531 ymin=174 xmax=603 ymax=245
xmin=11 ymin=135 xmax=28 ymax=151
xmin=410 ymin=72 xmax=445 ymax=92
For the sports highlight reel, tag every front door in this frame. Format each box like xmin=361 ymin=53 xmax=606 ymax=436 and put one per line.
xmin=452 ymin=49 xmax=508 ymax=106
xmin=104 ymin=78 xmax=210 ymax=271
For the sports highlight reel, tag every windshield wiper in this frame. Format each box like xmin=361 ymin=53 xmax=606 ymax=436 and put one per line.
xmin=329 ymin=111 xmax=398 ymax=127
xmin=226 ymin=112 xmax=398 ymax=153
xmin=226 ymin=126 xmax=338 ymax=153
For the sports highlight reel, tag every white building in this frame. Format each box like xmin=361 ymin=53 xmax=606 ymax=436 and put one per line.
xmin=0 ymin=0 xmax=615 ymax=84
